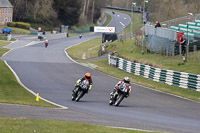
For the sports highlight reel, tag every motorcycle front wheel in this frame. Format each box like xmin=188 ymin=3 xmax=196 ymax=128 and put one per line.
xmin=75 ymin=90 xmax=85 ymax=102
xmin=114 ymin=94 xmax=125 ymax=106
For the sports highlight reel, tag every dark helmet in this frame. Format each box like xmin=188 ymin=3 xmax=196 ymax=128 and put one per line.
xmin=85 ymin=73 xmax=91 ymax=80
xmin=123 ymin=77 xmax=130 ymax=83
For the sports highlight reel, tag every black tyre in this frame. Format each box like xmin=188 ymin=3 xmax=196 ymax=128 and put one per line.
xmin=72 ymin=93 xmax=76 ymax=101
xmin=114 ymin=94 xmax=125 ymax=106
xmin=75 ymin=90 xmax=85 ymax=102
xmin=109 ymin=100 xmax=113 ymax=105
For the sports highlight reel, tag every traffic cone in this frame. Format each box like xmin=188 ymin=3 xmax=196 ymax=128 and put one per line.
xmin=36 ymin=93 xmax=39 ymax=101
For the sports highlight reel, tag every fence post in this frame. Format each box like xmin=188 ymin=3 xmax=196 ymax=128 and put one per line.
xmin=145 ymin=40 xmax=148 ymax=53
xmin=172 ymin=44 xmax=174 ymax=58
xmin=166 ymin=43 xmax=168 ymax=57
xmin=150 ymin=41 xmax=152 ymax=53
xmin=194 ymin=45 xmax=197 ymax=61
xmin=160 ymin=42 xmax=162 ymax=55
xmin=179 ymin=45 xmax=182 ymax=59
xmin=186 ymin=45 xmax=189 ymax=61
xmin=155 ymin=41 xmax=157 ymax=54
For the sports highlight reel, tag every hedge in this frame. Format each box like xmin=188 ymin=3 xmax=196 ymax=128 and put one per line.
xmin=7 ymin=22 xmax=30 ymax=29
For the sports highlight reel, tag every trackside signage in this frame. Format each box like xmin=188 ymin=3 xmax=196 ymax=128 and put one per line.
xmin=108 ymin=55 xmax=117 ymax=67
xmin=94 ymin=26 xmax=115 ymax=33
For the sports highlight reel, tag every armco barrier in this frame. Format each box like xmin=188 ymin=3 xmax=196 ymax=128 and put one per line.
xmin=108 ymin=55 xmax=200 ymax=91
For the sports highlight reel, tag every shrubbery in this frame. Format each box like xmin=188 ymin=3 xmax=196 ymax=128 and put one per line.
xmin=7 ymin=22 xmax=30 ymax=30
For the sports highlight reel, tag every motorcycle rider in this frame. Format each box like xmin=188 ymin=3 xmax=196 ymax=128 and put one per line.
xmin=110 ymin=77 xmax=131 ymax=98
xmin=73 ymin=73 xmax=93 ymax=93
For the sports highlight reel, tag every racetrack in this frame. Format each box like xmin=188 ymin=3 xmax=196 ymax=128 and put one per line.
xmin=1 ymin=11 xmax=200 ymax=133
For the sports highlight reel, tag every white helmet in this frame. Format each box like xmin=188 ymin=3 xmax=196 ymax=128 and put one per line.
xmin=124 ymin=77 xmax=130 ymax=83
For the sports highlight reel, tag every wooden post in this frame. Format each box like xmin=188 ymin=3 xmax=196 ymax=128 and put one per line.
xmin=172 ymin=44 xmax=174 ymax=58
xmin=179 ymin=44 xmax=182 ymax=59
xmin=145 ymin=40 xmax=148 ymax=53
xmin=150 ymin=42 xmax=152 ymax=53
xmin=155 ymin=41 xmax=157 ymax=54
xmin=160 ymin=42 xmax=162 ymax=55
xmin=186 ymin=45 xmax=189 ymax=61
xmin=166 ymin=43 xmax=168 ymax=57
xmin=194 ymin=45 xmax=197 ymax=61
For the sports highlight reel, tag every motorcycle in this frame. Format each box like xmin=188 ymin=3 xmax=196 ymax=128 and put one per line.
xmin=72 ymin=80 xmax=89 ymax=102
xmin=109 ymin=83 xmax=130 ymax=106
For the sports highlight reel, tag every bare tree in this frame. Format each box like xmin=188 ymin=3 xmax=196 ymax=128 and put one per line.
xmin=91 ymin=0 xmax=95 ymax=22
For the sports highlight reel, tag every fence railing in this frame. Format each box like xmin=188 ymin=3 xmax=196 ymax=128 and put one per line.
xmin=108 ymin=55 xmax=200 ymax=91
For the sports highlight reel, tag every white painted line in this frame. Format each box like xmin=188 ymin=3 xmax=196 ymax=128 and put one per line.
xmin=120 ymin=21 xmax=125 ymax=27
xmin=2 ymin=49 xmax=12 ymax=57
xmin=3 ymin=60 xmax=68 ymax=109
xmin=107 ymin=126 xmax=155 ymax=132
xmin=3 ymin=38 xmax=19 ymax=48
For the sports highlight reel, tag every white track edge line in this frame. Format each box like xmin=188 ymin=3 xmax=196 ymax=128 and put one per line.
xmin=3 ymin=60 xmax=68 ymax=109
xmin=107 ymin=126 xmax=156 ymax=132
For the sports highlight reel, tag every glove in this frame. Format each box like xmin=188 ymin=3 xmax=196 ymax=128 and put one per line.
xmin=76 ymin=79 xmax=81 ymax=86
xmin=88 ymin=85 xmax=92 ymax=90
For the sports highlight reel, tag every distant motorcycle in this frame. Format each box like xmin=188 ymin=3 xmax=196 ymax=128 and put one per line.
xmin=72 ymin=80 xmax=89 ymax=102
xmin=109 ymin=83 xmax=130 ymax=106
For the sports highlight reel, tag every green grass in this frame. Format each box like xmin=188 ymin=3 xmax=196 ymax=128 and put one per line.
xmin=0 ymin=117 xmax=158 ymax=133
xmin=0 ymin=35 xmax=7 ymax=40
xmin=66 ymin=37 xmax=102 ymax=60
xmin=0 ymin=48 xmax=9 ymax=56
xmin=0 ymin=60 xmax=56 ymax=107
xmin=0 ymin=41 xmax=10 ymax=47
xmin=102 ymin=13 xmax=112 ymax=26
xmin=0 ymin=41 xmax=56 ymax=107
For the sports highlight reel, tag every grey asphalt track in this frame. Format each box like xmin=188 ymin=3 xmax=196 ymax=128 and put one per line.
xmin=1 ymin=11 xmax=200 ymax=133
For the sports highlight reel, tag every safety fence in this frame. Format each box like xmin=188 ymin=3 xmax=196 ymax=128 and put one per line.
xmin=108 ymin=55 xmax=200 ymax=91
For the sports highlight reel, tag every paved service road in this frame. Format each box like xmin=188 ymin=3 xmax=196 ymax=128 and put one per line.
xmin=1 ymin=11 xmax=200 ymax=133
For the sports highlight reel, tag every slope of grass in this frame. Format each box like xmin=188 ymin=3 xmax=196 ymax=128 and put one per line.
xmin=102 ymin=13 xmax=112 ymax=26
xmin=0 ymin=41 xmax=56 ymax=107
xmin=0 ymin=117 xmax=158 ymax=133
xmin=66 ymin=38 xmax=102 ymax=60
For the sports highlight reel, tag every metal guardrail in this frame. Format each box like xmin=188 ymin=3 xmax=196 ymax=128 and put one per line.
xmin=108 ymin=55 xmax=200 ymax=91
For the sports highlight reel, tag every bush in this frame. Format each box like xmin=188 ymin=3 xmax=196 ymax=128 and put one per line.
xmin=7 ymin=22 xmax=16 ymax=27
xmin=7 ymin=22 xmax=30 ymax=29
xmin=15 ymin=22 xmax=30 ymax=29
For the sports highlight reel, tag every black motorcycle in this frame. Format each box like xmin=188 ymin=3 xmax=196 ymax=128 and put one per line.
xmin=109 ymin=83 xmax=130 ymax=106
xmin=72 ymin=80 xmax=89 ymax=102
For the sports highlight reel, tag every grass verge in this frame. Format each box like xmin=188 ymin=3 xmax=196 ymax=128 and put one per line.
xmin=0 ymin=41 xmax=56 ymax=107
xmin=0 ymin=60 xmax=56 ymax=107
xmin=102 ymin=13 xmax=112 ymax=26
xmin=66 ymin=37 xmax=102 ymax=60
xmin=0 ymin=117 xmax=158 ymax=133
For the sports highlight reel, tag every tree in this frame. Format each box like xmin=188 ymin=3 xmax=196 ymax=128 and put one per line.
xmin=53 ymin=0 xmax=81 ymax=26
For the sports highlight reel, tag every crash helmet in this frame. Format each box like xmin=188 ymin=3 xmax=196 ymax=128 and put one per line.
xmin=123 ymin=77 xmax=130 ymax=83
xmin=85 ymin=73 xmax=91 ymax=80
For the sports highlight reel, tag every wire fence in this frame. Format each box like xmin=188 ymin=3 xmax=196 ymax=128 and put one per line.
xmin=134 ymin=33 xmax=200 ymax=61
